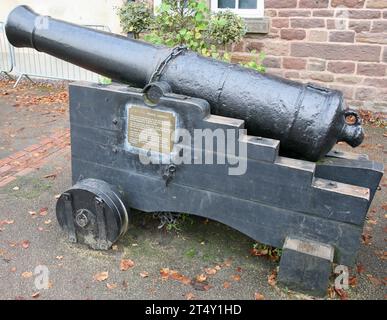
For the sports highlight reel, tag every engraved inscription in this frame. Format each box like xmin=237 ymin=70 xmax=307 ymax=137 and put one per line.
xmin=128 ymin=106 xmax=176 ymax=154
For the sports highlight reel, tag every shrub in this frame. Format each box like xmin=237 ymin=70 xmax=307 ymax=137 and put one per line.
xmin=117 ymin=1 xmax=152 ymax=39
xmin=207 ymin=10 xmax=247 ymax=49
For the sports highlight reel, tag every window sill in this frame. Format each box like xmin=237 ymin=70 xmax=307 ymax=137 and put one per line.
xmin=244 ymin=17 xmax=270 ymax=34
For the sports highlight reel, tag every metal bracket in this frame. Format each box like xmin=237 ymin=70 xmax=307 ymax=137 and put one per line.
xmin=95 ymin=197 xmax=109 ymax=250
xmin=63 ymin=193 xmax=77 ymax=243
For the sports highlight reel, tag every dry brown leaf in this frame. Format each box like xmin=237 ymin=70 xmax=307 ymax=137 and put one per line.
xmin=254 ymin=292 xmax=265 ymax=300
xmin=356 ymin=264 xmax=365 ymax=273
xmin=170 ymin=270 xmax=191 ymax=285
xmin=21 ymin=271 xmax=33 ymax=278
xmin=361 ymin=233 xmax=372 ymax=245
xmin=39 ymin=208 xmax=48 ymax=216
xmin=327 ymin=286 xmax=336 ymax=299
xmin=268 ymin=270 xmax=277 ymax=287
xmin=334 ymin=288 xmax=348 ymax=300
xmin=120 ymin=259 xmax=134 ymax=271
xmin=185 ymin=292 xmax=195 ymax=300
xmin=214 ymin=265 xmax=221 ymax=271
xmin=29 ymin=211 xmax=37 ymax=217
xmin=196 ymin=273 xmax=207 ymax=283
xmin=21 ymin=240 xmax=30 ymax=249
xmin=160 ymin=268 xmax=170 ymax=280
xmin=223 ymin=281 xmax=231 ymax=289
xmin=231 ymin=274 xmax=241 ymax=282
xmin=106 ymin=283 xmax=117 ymax=290
xmin=140 ymin=271 xmax=149 ymax=278
xmin=94 ymin=271 xmax=109 ymax=282
xmin=348 ymin=276 xmax=357 ymax=287
xmin=204 ymin=268 xmax=217 ymax=275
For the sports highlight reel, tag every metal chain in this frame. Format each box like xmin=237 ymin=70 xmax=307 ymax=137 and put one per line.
xmin=153 ymin=211 xmax=181 ymax=229
xmin=149 ymin=45 xmax=187 ymax=84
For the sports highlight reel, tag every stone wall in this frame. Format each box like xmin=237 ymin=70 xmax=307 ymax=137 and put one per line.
xmin=230 ymin=0 xmax=387 ymax=112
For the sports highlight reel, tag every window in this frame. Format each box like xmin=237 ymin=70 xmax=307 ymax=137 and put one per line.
xmin=211 ymin=0 xmax=264 ymax=18
xmin=154 ymin=1 xmax=264 ymax=18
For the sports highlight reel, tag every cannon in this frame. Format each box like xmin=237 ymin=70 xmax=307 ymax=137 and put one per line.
xmin=5 ymin=6 xmax=383 ymax=297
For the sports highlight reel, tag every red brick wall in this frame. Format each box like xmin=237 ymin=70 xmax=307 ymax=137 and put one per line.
xmin=230 ymin=0 xmax=387 ymax=112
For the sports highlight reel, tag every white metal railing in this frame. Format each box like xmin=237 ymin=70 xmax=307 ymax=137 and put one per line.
xmin=0 ymin=23 xmax=110 ymax=86
xmin=0 ymin=22 xmax=13 ymax=78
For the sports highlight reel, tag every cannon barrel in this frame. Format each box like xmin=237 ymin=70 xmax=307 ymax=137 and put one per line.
xmin=5 ymin=5 xmax=364 ymax=161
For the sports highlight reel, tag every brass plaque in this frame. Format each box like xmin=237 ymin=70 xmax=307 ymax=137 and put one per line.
xmin=128 ymin=106 xmax=176 ymax=154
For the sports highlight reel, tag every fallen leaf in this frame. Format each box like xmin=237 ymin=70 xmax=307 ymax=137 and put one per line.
xmin=29 ymin=211 xmax=37 ymax=217
xmin=334 ymin=288 xmax=348 ymax=300
xmin=191 ymin=279 xmax=212 ymax=291
xmin=214 ymin=265 xmax=221 ymax=271
xmin=21 ymin=271 xmax=33 ymax=278
xmin=21 ymin=240 xmax=30 ymax=249
xmin=382 ymin=204 xmax=387 ymax=211
xmin=356 ymin=264 xmax=365 ymax=273
xmin=112 ymin=245 xmax=118 ymax=251
xmin=254 ymin=292 xmax=265 ymax=300
xmin=160 ymin=268 xmax=170 ymax=280
xmin=106 ymin=283 xmax=117 ymax=290
xmin=236 ymin=267 xmax=242 ymax=273
xmin=56 ymin=256 xmax=63 ymax=260
xmin=170 ymin=270 xmax=191 ymax=285
xmin=94 ymin=271 xmax=109 ymax=282
xmin=10 ymin=267 xmax=16 ymax=272
xmin=196 ymin=274 xmax=207 ymax=283
xmin=120 ymin=259 xmax=134 ymax=271
xmin=44 ymin=219 xmax=52 ymax=225
xmin=185 ymin=292 xmax=195 ymax=300
xmin=348 ymin=276 xmax=357 ymax=287
xmin=231 ymin=274 xmax=241 ymax=282
xmin=223 ymin=281 xmax=231 ymax=289
xmin=327 ymin=286 xmax=336 ymax=299
xmin=31 ymin=292 xmax=40 ymax=299
xmin=140 ymin=271 xmax=149 ymax=278
xmin=267 ymin=270 xmax=277 ymax=287
xmin=361 ymin=233 xmax=372 ymax=245
xmin=204 ymin=268 xmax=217 ymax=275
xmin=39 ymin=208 xmax=48 ymax=216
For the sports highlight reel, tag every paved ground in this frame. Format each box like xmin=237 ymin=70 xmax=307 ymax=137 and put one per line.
xmin=0 ymin=79 xmax=385 ymax=300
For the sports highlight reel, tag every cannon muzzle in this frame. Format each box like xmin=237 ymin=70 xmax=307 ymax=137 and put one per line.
xmin=5 ymin=5 xmax=364 ymax=161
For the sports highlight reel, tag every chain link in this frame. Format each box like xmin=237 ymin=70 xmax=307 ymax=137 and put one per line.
xmin=149 ymin=45 xmax=187 ymax=84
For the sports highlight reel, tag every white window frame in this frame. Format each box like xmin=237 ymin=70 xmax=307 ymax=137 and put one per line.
xmin=154 ymin=1 xmax=264 ymax=18
xmin=210 ymin=0 xmax=264 ymax=18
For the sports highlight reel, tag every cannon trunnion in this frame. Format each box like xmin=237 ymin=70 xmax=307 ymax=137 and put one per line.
xmin=5 ymin=6 xmax=383 ymax=297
